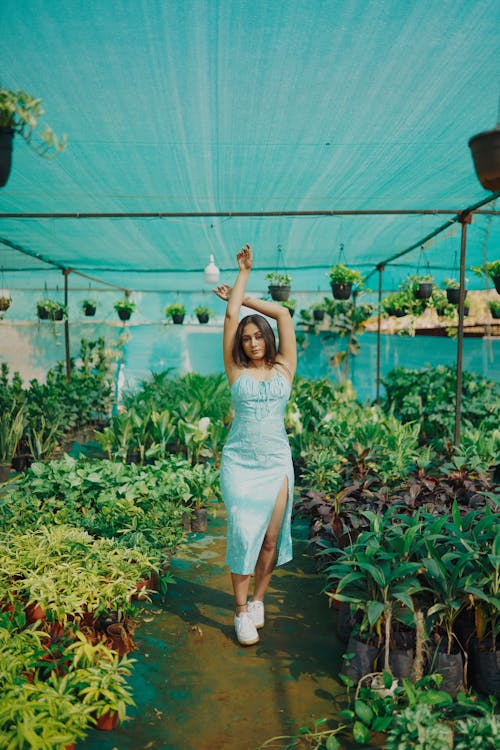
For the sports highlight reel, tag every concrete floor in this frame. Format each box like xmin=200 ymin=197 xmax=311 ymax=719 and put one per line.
xmin=78 ymin=508 xmax=352 ymax=750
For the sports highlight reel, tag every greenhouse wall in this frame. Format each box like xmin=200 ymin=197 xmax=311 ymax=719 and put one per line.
xmin=1 ymin=319 xmax=498 ymax=404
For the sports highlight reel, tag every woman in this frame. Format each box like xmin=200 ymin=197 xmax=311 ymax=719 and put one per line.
xmin=213 ymin=243 xmax=296 ymax=646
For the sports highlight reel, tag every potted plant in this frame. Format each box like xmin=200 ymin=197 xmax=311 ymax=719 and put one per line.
xmin=311 ymin=301 xmax=327 ymax=322
xmin=488 ymin=299 xmax=500 ymax=319
xmin=327 ymin=264 xmax=364 ymax=300
xmin=265 ymin=272 xmax=293 ymax=301
xmin=113 ymin=298 xmax=135 ymax=321
xmin=443 ymin=278 xmax=467 ymax=305
xmin=381 ymin=290 xmax=412 ymax=317
xmin=193 ymin=305 xmax=212 ymax=324
xmin=0 ymin=290 xmax=11 ymax=312
xmin=36 ymin=298 xmax=66 ymax=321
xmin=82 ymin=299 xmax=97 ymax=317
xmin=411 ymin=274 xmax=434 ymax=300
xmin=468 ymin=127 xmax=500 ymax=192
xmin=472 ymin=260 xmax=500 ymax=295
xmin=0 ymin=88 xmax=67 ymax=187
xmin=165 ymin=303 xmax=186 ymax=324
xmin=280 ymin=298 xmax=296 ymax=317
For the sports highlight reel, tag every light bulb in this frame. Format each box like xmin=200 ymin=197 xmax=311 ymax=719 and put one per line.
xmin=204 ymin=254 xmax=220 ymax=284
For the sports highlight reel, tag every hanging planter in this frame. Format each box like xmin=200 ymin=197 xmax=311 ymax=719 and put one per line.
xmin=0 ymin=88 xmax=67 ymax=188
xmin=444 ymin=280 xmax=467 ymax=305
xmin=414 ymin=278 xmax=434 ymax=300
xmin=194 ymin=305 xmax=212 ymax=324
xmin=265 ymin=272 xmax=292 ymax=301
xmin=113 ymin=298 xmax=135 ymax=321
xmin=489 ymin=300 xmax=500 ymax=319
xmin=165 ymin=303 xmax=186 ymax=324
xmin=0 ymin=294 xmax=11 ymax=312
xmin=468 ymin=127 xmax=500 ymax=192
xmin=0 ymin=127 xmax=14 ymax=187
xmin=327 ymin=264 xmax=364 ymax=300
xmin=472 ymin=260 xmax=500 ymax=295
xmin=82 ymin=299 xmax=97 ymax=317
xmin=36 ymin=299 xmax=65 ymax=321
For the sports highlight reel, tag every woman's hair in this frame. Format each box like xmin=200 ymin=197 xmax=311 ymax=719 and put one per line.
xmin=232 ymin=314 xmax=277 ymax=367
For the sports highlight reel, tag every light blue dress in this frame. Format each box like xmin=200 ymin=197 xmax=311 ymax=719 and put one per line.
xmin=220 ymin=370 xmax=294 ymax=575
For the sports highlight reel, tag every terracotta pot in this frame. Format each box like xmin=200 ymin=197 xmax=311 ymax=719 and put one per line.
xmin=25 ymin=602 xmax=46 ymax=623
xmin=268 ymin=285 xmax=291 ymax=301
xmin=106 ymin=622 xmax=134 ymax=656
xmin=96 ymin=710 xmax=120 ymax=731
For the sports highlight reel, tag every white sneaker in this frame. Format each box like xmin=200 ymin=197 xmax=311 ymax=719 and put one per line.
xmin=248 ymin=600 xmax=265 ymax=629
xmin=234 ymin=612 xmax=259 ymax=646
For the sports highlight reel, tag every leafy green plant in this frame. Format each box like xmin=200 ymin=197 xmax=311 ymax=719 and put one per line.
xmin=265 ymin=271 xmax=292 ymax=286
xmin=36 ymin=298 xmax=66 ymax=320
xmin=488 ymin=299 xmax=500 ymax=315
xmin=165 ymin=303 xmax=186 ymax=317
xmin=194 ymin=304 xmax=212 ymax=319
xmin=472 ymin=260 xmax=500 ymax=282
xmin=0 ymin=88 xmax=67 ymax=157
xmin=327 ymin=264 xmax=364 ymax=286
xmin=113 ymin=297 xmax=136 ymax=314
xmin=0 ymin=400 xmax=25 ymax=465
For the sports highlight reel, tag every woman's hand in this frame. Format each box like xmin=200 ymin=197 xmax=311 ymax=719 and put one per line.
xmin=213 ymin=283 xmax=232 ymax=301
xmin=236 ymin=244 xmax=253 ymax=271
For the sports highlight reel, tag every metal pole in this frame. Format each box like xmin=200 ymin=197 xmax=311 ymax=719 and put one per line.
xmin=63 ymin=269 xmax=71 ymax=382
xmin=376 ymin=265 xmax=384 ymax=403
xmin=454 ymin=213 xmax=471 ymax=446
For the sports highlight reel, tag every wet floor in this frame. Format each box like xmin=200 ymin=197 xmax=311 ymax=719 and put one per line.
xmin=79 ymin=507 xmax=350 ymax=750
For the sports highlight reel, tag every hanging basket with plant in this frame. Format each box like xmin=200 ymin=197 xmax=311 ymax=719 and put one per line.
xmin=265 ymin=272 xmax=293 ymax=301
xmin=113 ymin=298 xmax=135 ymax=321
xmin=468 ymin=127 xmax=500 ymax=192
xmin=193 ymin=305 xmax=212 ymax=324
xmin=0 ymin=88 xmax=67 ymax=188
xmin=280 ymin=298 xmax=296 ymax=317
xmin=36 ymin=299 xmax=66 ymax=321
xmin=444 ymin=278 xmax=467 ymax=305
xmin=165 ymin=303 xmax=186 ymax=324
xmin=82 ymin=299 xmax=97 ymax=317
xmin=472 ymin=260 xmax=500 ymax=295
xmin=328 ymin=264 xmax=364 ymax=300
xmin=0 ymin=293 xmax=11 ymax=312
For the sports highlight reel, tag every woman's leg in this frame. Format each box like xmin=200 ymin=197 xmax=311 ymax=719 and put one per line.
xmin=253 ymin=477 xmax=288 ymax=602
xmin=231 ymin=572 xmax=252 ymax=612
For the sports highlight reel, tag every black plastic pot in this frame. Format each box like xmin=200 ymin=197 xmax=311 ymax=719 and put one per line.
xmin=331 ymin=282 xmax=352 ymax=300
xmin=313 ymin=309 xmax=325 ymax=321
xmin=172 ymin=313 xmax=185 ymax=324
xmin=269 ymin=285 xmax=291 ymax=301
xmin=84 ymin=305 xmax=96 ymax=317
xmin=415 ymin=282 xmax=433 ymax=300
xmin=37 ymin=305 xmax=49 ymax=320
xmin=0 ymin=127 xmax=14 ymax=188
xmin=470 ymin=639 xmax=500 ymax=698
xmin=468 ymin=128 xmax=500 ymax=191
xmin=117 ymin=308 xmax=131 ymax=321
xmin=191 ymin=508 xmax=208 ymax=533
xmin=388 ymin=649 xmax=414 ymax=680
xmin=432 ymin=651 xmax=464 ymax=698
xmin=494 ymin=275 xmax=500 ymax=294
xmin=491 ymin=307 xmax=500 ymax=319
xmin=343 ymin=636 xmax=379 ymax=683
xmin=196 ymin=313 xmax=209 ymax=324
xmin=446 ymin=288 xmax=467 ymax=305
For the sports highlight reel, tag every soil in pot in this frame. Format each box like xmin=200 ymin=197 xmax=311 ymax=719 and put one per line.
xmin=268 ymin=285 xmax=290 ymax=301
xmin=331 ymin=282 xmax=352 ymax=300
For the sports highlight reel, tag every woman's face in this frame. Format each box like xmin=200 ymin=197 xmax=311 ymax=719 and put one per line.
xmin=241 ymin=322 xmax=266 ymax=362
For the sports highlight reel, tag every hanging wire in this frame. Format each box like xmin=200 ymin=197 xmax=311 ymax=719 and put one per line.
xmin=337 ymin=242 xmax=347 ymax=264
